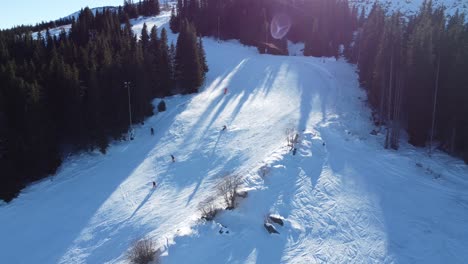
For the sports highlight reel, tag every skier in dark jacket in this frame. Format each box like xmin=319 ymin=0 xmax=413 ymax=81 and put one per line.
xmin=150 ymin=127 xmax=154 ymax=135
xmin=222 ymin=125 xmax=227 ymax=131
xmin=171 ymin=154 xmax=175 ymax=162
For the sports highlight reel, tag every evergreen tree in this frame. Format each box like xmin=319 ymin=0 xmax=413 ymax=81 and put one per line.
xmin=175 ymin=20 xmax=203 ymax=93
xmin=141 ymin=23 xmax=150 ymax=49
xmin=159 ymin=28 xmax=174 ymax=95
xmin=170 ymin=7 xmax=180 ymax=33
xmin=405 ymin=1 xmax=436 ymax=146
xmin=198 ymin=37 xmax=209 ymax=75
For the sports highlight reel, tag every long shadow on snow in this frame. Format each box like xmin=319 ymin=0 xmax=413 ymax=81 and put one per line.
xmin=162 ymin=136 xmax=327 ymax=264
xmin=184 ymin=57 xmax=281 ymax=153
xmin=53 ymin=97 xmax=191 ymax=263
xmin=297 ymin=60 xmax=334 ymax=132
xmin=34 ymin=151 xmax=154 ymax=263
xmin=129 ymin=188 xmax=156 ymax=219
xmin=317 ymin=124 xmax=468 ymax=263
xmin=159 ymin=148 xmax=249 ymax=207
xmin=171 ymin=59 xmax=250 ymax=151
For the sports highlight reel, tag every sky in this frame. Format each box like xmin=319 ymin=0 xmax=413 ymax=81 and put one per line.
xmin=0 ymin=0 xmax=124 ymax=29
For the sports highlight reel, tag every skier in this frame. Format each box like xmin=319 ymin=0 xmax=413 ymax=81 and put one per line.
xmin=222 ymin=125 xmax=227 ymax=131
xmin=171 ymin=154 xmax=175 ymax=162
xmin=150 ymin=127 xmax=154 ymax=135
xmin=224 ymin=87 xmax=228 ymax=95
xmin=152 ymin=181 xmax=156 ymax=188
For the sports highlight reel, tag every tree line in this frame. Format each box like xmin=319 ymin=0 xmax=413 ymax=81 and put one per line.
xmin=0 ymin=3 xmax=207 ymax=201
xmin=169 ymin=0 xmax=358 ymax=56
xmin=350 ymin=1 xmax=468 ymax=162
xmin=7 ymin=0 xmax=161 ymax=37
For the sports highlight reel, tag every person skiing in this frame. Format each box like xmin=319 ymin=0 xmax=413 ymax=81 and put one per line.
xmin=222 ymin=125 xmax=227 ymax=131
xmin=171 ymin=154 xmax=175 ymax=162
xmin=152 ymin=181 xmax=156 ymax=188
xmin=150 ymin=127 xmax=154 ymax=135
xmin=224 ymin=87 xmax=228 ymax=95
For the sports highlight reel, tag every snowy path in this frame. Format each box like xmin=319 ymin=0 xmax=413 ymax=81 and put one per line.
xmin=2 ymin=11 xmax=468 ymax=264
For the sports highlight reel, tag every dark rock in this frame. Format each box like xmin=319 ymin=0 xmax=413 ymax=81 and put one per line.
xmin=264 ymin=223 xmax=279 ymax=234
xmin=269 ymin=216 xmax=284 ymax=226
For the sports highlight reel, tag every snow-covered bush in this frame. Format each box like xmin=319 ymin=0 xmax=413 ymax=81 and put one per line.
xmin=217 ymin=175 xmax=242 ymax=210
xmin=258 ymin=164 xmax=271 ymax=179
xmin=198 ymin=196 xmax=218 ymax=221
xmin=126 ymin=238 xmax=159 ymax=264
xmin=285 ymin=127 xmax=299 ymax=148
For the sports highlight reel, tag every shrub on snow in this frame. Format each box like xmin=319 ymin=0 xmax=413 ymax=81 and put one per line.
xmin=198 ymin=196 xmax=218 ymax=221
xmin=217 ymin=174 xmax=242 ymax=210
xmin=126 ymin=238 xmax=159 ymax=264
xmin=157 ymin=100 xmax=166 ymax=112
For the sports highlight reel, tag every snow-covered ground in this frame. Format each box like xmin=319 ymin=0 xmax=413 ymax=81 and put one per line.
xmin=3 ymin=10 xmax=468 ymax=264
xmin=350 ymin=0 xmax=468 ymax=17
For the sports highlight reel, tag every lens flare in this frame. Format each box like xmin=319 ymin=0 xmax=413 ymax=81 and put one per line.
xmin=270 ymin=13 xmax=291 ymax=40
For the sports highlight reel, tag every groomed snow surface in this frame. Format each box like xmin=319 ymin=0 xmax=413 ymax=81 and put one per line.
xmin=2 ymin=11 xmax=468 ymax=264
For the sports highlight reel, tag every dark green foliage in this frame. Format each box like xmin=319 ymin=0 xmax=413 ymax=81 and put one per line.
xmin=174 ymin=20 xmax=206 ymax=93
xmin=169 ymin=7 xmax=180 ymax=33
xmin=198 ymin=37 xmax=209 ymax=76
xmin=303 ymin=0 xmax=356 ymax=57
xmin=138 ymin=0 xmax=160 ymax=17
xmin=124 ymin=0 xmax=139 ymax=18
xmin=159 ymin=28 xmax=174 ymax=95
xmin=169 ymin=0 xmax=358 ymax=56
xmin=352 ymin=0 xmax=468 ymax=161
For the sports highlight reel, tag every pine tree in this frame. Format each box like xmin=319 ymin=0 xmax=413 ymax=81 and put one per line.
xmin=147 ymin=25 xmax=161 ymax=97
xmin=170 ymin=7 xmax=180 ymax=33
xmin=358 ymin=3 xmax=385 ymax=90
xmin=169 ymin=41 xmax=176 ymax=82
xmin=406 ymin=1 xmax=436 ymax=146
xmin=198 ymin=37 xmax=208 ymax=76
xmin=141 ymin=23 xmax=150 ymax=49
xmin=159 ymin=28 xmax=173 ymax=95
xmin=175 ymin=20 xmax=203 ymax=93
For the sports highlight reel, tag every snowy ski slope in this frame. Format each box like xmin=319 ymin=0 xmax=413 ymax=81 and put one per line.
xmin=2 ymin=10 xmax=468 ymax=264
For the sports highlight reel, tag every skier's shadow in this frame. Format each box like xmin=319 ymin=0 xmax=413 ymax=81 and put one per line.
xmin=211 ymin=132 xmax=223 ymax=156
xmin=128 ymin=188 xmax=156 ymax=219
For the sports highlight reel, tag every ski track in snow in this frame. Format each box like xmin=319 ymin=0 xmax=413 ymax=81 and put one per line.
xmin=2 ymin=10 xmax=468 ymax=264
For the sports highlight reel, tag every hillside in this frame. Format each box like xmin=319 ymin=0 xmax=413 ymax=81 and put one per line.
xmin=351 ymin=0 xmax=468 ymax=16
xmin=1 ymin=9 xmax=468 ymax=264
